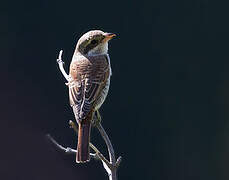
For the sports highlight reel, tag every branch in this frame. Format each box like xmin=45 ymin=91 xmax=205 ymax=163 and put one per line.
xmin=96 ymin=123 xmax=116 ymax=164
xmin=56 ymin=50 xmax=71 ymax=82
xmin=96 ymin=123 xmax=122 ymax=180
xmin=95 ymin=111 xmax=122 ymax=168
xmin=46 ymin=134 xmax=97 ymax=158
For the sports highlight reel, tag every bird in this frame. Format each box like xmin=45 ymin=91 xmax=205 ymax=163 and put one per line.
xmin=68 ymin=30 xmax=116 ymax=163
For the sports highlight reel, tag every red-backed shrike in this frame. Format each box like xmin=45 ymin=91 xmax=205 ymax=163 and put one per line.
xmin=68 ymin=30 xmax=115 ymax=163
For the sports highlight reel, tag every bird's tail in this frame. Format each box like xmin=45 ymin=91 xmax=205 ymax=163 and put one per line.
xmin=76 ymin=121 xmax=91 ymax=163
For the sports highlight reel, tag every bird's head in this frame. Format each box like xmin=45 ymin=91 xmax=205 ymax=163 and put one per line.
xmin=75 ymin=30 xmax=116 ymax=56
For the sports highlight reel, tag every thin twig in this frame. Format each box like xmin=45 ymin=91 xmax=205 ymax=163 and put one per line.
xmin=56 ymin=50 xmax=71 ymax=82
xmin=96 ymin=123 xmax=122 ymax=180
xmin=96 ymin=123 xmax=116 ymax=165
xmin=46 ymin=134 xmax=97 ymax=158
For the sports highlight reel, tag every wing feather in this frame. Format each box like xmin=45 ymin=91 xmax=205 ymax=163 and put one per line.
xmin=69 ymin=54 xmax=110 ymax=121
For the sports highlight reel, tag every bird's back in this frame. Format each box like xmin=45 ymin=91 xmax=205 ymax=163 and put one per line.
xmin=69 ymin=53 xmax=111 ymax=120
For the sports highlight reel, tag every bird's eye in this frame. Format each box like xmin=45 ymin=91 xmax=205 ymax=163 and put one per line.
xmin=91 ymin=39 xmax=97 ymax=45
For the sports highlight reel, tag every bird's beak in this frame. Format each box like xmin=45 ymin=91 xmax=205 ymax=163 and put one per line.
xmin=103 ymin=33 xmax=116 ymax=42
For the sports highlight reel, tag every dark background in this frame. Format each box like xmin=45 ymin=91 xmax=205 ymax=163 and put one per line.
xmin=1 ymin=0 xmax=229 ymax=179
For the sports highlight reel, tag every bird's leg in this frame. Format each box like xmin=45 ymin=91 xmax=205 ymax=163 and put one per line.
xmin=96 ymin=110 xmax=102 ymax=126
xmin=92 ymin=110 xmax=102 ymax=126
xmin=96 ymin=110 xmax=102 ymax=124
xmin=91 ymin=111 xmax=96 ymax=126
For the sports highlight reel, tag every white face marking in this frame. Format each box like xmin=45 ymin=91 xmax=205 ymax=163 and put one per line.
xmin=87 ymin=42 xmax=108 ymax=56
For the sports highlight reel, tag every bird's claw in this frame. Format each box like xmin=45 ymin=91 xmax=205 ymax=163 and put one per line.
xmin=92 ymin=110 xmax=102 ymax=126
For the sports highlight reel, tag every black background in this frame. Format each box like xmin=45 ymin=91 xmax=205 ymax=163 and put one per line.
xmin=1 ymin=0 xmax=229 ymax=180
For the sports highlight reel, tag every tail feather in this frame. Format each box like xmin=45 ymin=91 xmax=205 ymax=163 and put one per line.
xmin=76 ymin=122 xmax=91 ymax=163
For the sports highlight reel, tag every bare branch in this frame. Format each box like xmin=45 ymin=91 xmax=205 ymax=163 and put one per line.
xmin=69 ymin=120 xmax=78 ymax=132
xmin=46 ymin=134 xmax=97 ymax=158
xmin=96 ymin=123 xmax=119 ymax=180
xmin=115 ymin=156 xmax=122 ymax=168
xmin=46 ymin=134 xmax=71 ymax=153
xmin=56 ymin=50 xmax=71 ymax=82
xmin=96 ymin=123 xmax=116 ymax=165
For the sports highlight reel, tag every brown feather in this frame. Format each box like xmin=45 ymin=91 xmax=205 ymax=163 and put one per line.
xmin=69 ymin=54 xmax=110 ymax=120
xmin=76 ymin=112 xmax=92 ymax=163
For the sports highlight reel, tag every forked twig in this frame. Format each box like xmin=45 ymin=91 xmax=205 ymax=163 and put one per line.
xmin=46 ymin=134 xmax=97 ymax=158
xmin=47 ymin=50 xmax=121 ymax=180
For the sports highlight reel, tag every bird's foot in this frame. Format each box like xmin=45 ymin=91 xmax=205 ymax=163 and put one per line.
xmin=92 ymin=110 xmax=102 ymax=126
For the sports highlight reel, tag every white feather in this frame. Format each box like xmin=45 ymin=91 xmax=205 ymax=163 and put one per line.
xmin=88 ymin=42 xmax=108 ymax=56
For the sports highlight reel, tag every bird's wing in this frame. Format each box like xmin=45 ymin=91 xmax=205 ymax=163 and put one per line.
xmin=69 ymin=54 xmax=110 ymax=121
